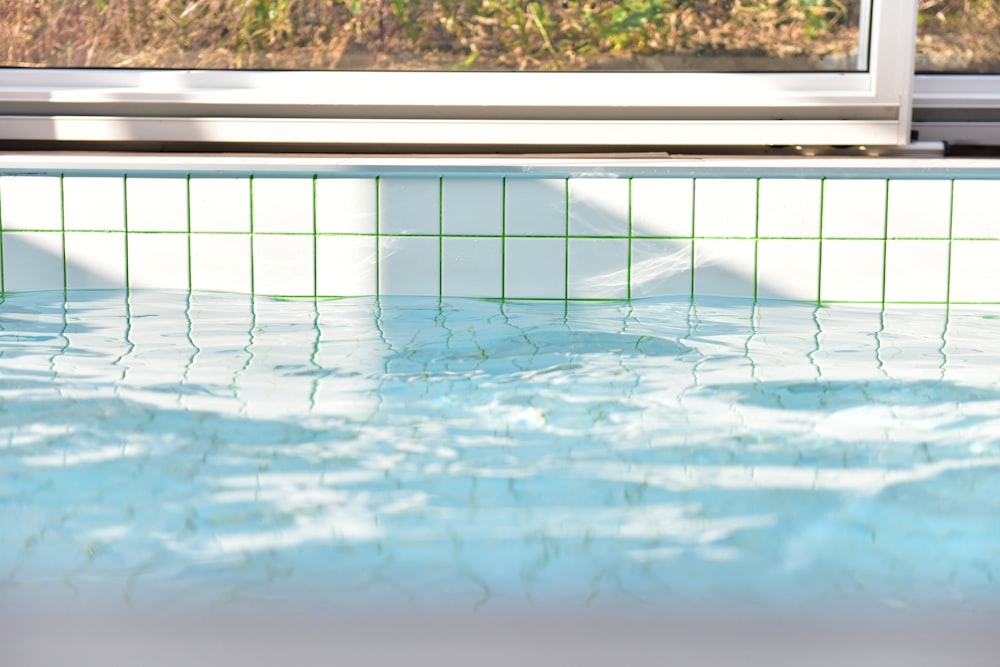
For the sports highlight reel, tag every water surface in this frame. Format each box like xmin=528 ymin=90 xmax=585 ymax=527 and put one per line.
xmin=1 ymin=291 xmax=998 ymax=615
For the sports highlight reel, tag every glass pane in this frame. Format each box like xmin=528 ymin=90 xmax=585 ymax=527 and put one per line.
xmin=916 ymin=1 xmax=1000 ymax=73
xmin=1 ymin=0 xmax=867 ymax=72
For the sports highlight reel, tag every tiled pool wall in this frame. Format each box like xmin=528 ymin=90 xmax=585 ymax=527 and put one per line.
xmin=1 ymin=161 xmax=999 ymax=303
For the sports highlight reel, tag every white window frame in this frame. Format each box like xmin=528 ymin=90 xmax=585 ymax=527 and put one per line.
xmin=0 ymin=1 xmax=917 ymax=148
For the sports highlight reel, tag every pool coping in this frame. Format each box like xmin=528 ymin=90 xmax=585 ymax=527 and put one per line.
xmin=3 ymin=152 xmax=1000 ymax=178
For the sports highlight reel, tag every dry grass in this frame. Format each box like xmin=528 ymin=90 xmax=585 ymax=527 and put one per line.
xmin=916 ymin=0 xmax=1000 ymax=72
xmin=0 ymin=0 xmax=996 ymax=72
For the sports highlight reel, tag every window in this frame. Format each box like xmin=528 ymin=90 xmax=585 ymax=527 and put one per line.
xmin=3 ymin=2 xmax=985 ymax=149
xmin=911 ymin=1 xmax=1000 ymax=146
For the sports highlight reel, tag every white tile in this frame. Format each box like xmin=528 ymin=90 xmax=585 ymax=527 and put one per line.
xmin=504 ymin=238 xmax=565 ymax=298
xmin=190 ymin=233 xmax=252 ymax=293
xmin=253 ymin=177 xmax=314 ymax=234
xmin=878 ymin=308 xmax=951 ymax=381
xmin=567 ymin=238 xmax=628 ymax=299
xmin=442 ymin=177 xmax=502 ymax=236
xmin=126 ymin=177 xmax=188 ymax=232
xmin=884 ymin=240 xmax=949 ymax=303
xmin=63 ymin=176 xmax=125 ymax=231
xmin=379 ymin=177 xmax=439 ymax=234
xmin=950 ymin=240 xmax=1000 ymax=303
xmin=756 ymin=239 xmax=819 ymax=301
xmin=568 ymin=178 xmax=629 ymax=237
xmin=886 ymin=180 xmax=952 ymax=239
xmin=757 ymin=179 xmax=821 ymax=238
xmin=746 ymin=325 xmax=820 ymax=383
xmin=315 ymin=178 xmax=377 ymax=234
xmin=316 ymin=235 xmax=377 ymax=297
xmin=814 ymin=308 xmax=884 ymax=381
xmin=189 ymin=177 xmax=251 ymax=233
xmin=819 ymin=240 xmax=884 ymax=302
xmin=631 ymin=178 xmax=693 ymax=237
xmin=822 ymin=179 xmax=887 ymax=238
xmin=629 ymin=239 xmax=692 ymax=298
xmin=441 ymin=237 xmax=502 ymax=298
xmin=505 ymin=178 xmax=566 ymax=236
xmin=951 ymin=180 xmax=1000 ymax=239
xmin=120 ymin=297 xmax=192 ymax=385
xmin=59 ymin=307 xmax=130 ymax=386
xmin=0 ymin=175 xmax=62 ymax=230
xmin=1 ymin=232 xmax=64 ymax=291
xmin=253 ymin=235 xmax=314 ymax=297
xmin=243 ymin=365 xmax=312 ymax=418
xmin=379 ymin=236 xmax=439 ymax=296
xmin=693 ymin=238 xmax=756 ymax=298
xmin=64 ymin=232 xmax=126 ymax=289
xmin=127 ymin=233 xmax=189 ymax=290
xmin=694 ymin=179 xmax=757 ymax=237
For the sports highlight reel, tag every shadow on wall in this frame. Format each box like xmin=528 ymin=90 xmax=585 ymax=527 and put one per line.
xmin=1 ymin=231 xmax=123 ymax=293
xmin=566 ymin=177 xmax=786 ymax=300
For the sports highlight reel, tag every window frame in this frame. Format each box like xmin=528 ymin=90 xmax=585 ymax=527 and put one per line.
xmin=912 ymin=75 xmax=1000 ymax=146
xmin=0 ymin=1 xmax=919 ymax=149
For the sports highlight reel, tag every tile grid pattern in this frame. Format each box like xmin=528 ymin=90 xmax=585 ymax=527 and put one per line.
xmin=0 ymin=173 xmax=999 ymax=303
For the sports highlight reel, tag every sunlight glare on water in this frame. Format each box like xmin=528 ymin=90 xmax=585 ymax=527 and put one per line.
xmin=1 ymin=290 xmax=998 ymax=616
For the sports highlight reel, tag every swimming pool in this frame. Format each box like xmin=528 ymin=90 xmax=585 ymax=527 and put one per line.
xmin=1 ymin=288 xmax=998 ymax=615
xmin=1 ymin=154 xmax=999 ymax=663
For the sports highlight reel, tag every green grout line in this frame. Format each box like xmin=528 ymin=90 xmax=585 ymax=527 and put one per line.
xmin=0 ymin=228 xmax=346 ymax=235
xmin=947 ymin=237 xmax=1000 ymax=242
xmin=123 ymin=174 xmax=130 ymax=294
xmin=945 ymin=179 xmax=956 ymax=306
xmin=308 ymin=299 xmax=321 ymax=411
xmin=0 ymin=228 xmax=886 ymax=240
xmin=312 ymin=174 xmax=318 ymax=302
xmin=626 ymin=178 xmax=633 ymax=301
xmin=118 ymin=295 xmax=134 ymax=387
xmin=375 ymin=176 xmax=381 ymax=298
xmin=808 ymin=305 xmax=822 ymax=379
xmin=880 ymin=179 xmax=890 ymax=307
xmin=242 ymin=296 xmax=257 ymax=393
xmin=559 ymin=297 xmax=656 ymax=303
xmin=943 ymin=300 xmax=1000 ymax=306
xmin=375 ymin=176 xmax=382 ymax=299
xmin=817 ymin=178 xmax=825 ymax=304
xmin=249 ymin=175 xmax=255 ymax=297
xmin=289 ymin=295 xmax=999 ymax=305
xmin=849 ymin=236 xmax=965 ymax=242
xmin=938 ymin=306 xmax=951 ymax=381
xmin=438 ymin=176 xmax=444 ymax=301
xmin=96 ymin=229 xmax=951 ymax=241
xmin=819 ymin=299 xmax=887 ymax=305
xmin=752 ymin=178 xmax=760 ymax=302
xmin=60 ymin=173 xmax=67 ymax=294
xmin=880 ymin=300 xmax=952 ymax=305
xmin=186 ymin=174 xmax=193 ymax=292
xmin=57 ymin=300 xmax=68 ymax=375
xmin=690 ymin=178 xmax=696 ymax=300
xmin=564 ymin=178 xmax=570 ymax=300
xmin=501 ymin=177 xmax=506 ymax=300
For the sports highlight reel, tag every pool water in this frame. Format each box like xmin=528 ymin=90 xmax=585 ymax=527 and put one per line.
xmin=1 ymin=290 xmax=998 ymax=616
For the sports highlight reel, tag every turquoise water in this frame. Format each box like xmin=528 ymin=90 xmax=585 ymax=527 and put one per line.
xmin=1 ymin=291 xmax=999 ymax=615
